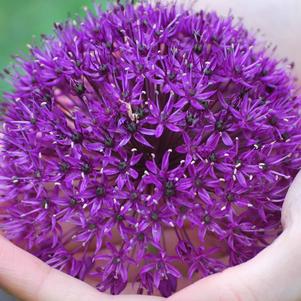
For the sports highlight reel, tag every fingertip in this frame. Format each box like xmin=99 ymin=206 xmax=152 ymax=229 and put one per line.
xmin=168 ymin=229 xmax=301 ymax=301
xmin=0 ymin=235 xmax=109 ymax=301
xmin=282 ymin=171 xmax=301 ymax=230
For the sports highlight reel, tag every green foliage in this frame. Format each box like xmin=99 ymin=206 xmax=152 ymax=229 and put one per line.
xmin=0 ymin=0 xmax=108 ymax=95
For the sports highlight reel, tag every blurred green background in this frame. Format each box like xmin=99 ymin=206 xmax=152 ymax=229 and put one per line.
xmin=0 ymin=0 xmax=108 ymax=95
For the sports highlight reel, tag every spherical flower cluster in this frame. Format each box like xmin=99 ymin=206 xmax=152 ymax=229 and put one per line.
xmin=0 ymin=1 xmax=301 ymax=297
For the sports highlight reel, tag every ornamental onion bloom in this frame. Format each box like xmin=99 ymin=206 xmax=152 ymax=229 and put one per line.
xmin=0 ymin=1 xmax=301 ymax=297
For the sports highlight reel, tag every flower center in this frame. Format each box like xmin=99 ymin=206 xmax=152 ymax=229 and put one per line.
xmin=96 ymin=185 xmax=106 ymax=197
xmin=126 ymin=121 xmax=137 ymax=133
xmin=59 ymin=162 xmax=70 ymax=173
xmin=70 ymin=198 xmax=78 ymax=206
xmin=81 ymin=162 xmax=91 ymax=174
xmin=71 ymin=132 xmax=83 ymax=144
xmin=165 ymin=181 xmax=176 ymax=197
xmin=116 ymin=215 xmax=124 ymax=222
xmin=104 ymin=136 xmax=114 ymax=147
xmin=203 ymin=214 xmax=211 ymax=224
xmin=226 ymin=193 xmax=235 ymax=202
xmin=151 ymin=212 xmax=159 ymax=221
xmin=118 ymin=161 xmax=127 ymax=171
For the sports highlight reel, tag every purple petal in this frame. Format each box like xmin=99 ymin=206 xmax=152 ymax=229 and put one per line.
xmin=155 ymin=124 xmax=164 ymax=137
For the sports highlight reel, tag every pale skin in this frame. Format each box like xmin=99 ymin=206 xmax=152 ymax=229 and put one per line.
xmin=1 ymin=171 xmax=301 ymax=301
xmin=1 ymin=1 xmax=301 ymax=300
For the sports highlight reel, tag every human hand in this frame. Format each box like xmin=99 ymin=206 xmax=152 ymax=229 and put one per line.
xmin=1 ymin=171 xmax=301 ymax=301
xmin=0 ymin=234 xmax=164 ymax=301
xmin=167 ymin=171 xmax=301 ymax=301
xmin=1 ymin=1 xmax=301 ymax=301
xmin=169 ymin=1 xmax=301 ymax=299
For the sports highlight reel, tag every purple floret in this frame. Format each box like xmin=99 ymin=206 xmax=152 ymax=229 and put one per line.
xmin=0 ymin=1 xmax=301 ymax=297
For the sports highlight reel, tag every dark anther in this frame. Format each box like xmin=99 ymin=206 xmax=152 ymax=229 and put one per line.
xmin=194 ymin=43 xmax=203 ymax=54
xmin=126 ymin=121 xmax=137 ymax=133
xmin=30 ymin=117 xmax=37 ymax=125
xmin=57 ymin=132 xmax=66 ymax=140
xmin=104 ymin=135 xmax=114 ymax=147
xmin=211 ymin=35 xmax=220 ymax=43
xmin=281 ymin=132 xmax=290 ymax=141
xmin=203 ymin=214 xmax=211 ymax=224
xmin=99 ymin=64 xmax=108 ymax=74
xmin=194 ymin=178 xmax=202 ymax=188
xmin=75 ymin=60 xmax=82 ymax=67
xmin=165 ymin=181 xmax=176 ymax=197
xmin=138 ymin=44 xmax=147 ymax=55
xmin=105 ymin=41 xmax=113 ymax=50
xmin=138 ymin=44 xmax=144 ymax=51
xmin=199 ymin=100 xmax=209 ymax=109
xmin=130 ymin=192 xmax=138 ymax=200
xmin=179 ymin=205 xmax=188 ymax=214
xmin=81 ymin=162 xmax=91 ymax=174
xmin=137 ymin=233 xmax=145 ymax=241
xmin=168 ymin=71 xmax=176 ymax=81
xmin=54 ymin=22 xmax=63 ymax=31
xmin=96 ymin=185 xmax=106 ymax=197
xmin=55 ymin=67 xmax=63 ymax=75
xmin=116 ymin=215 xmax=124 ymax=222
xmin=88 ymin=223 xmax=96 ymax=230
xmin=265 ymin=85 xmax=275 ymax=94
xmin=151 ymin=212 xmax=159 ymax=221
xmin=215 ymin=120 xmax=224 ymax=131
xmin=239 ymin=89 xmax=248 ymax=98
xmin=188 ymin=88 xmax=196 ymax=96
xmin=165 ymin=181 xmax=174 ymax=189
xmin=43 ymin=93 xmax=52 ymax=102
xmin=3 ymin=68 xmax=10 ymax=75
xmin=71 ymin=132 xmax=83 ymax=143
xmin=34 ymin=170 xmax=41 ymax=178
xmin=40 ymin=33 xmax=47 ymax=40
xmin=209 ymin=153 xmax=217 ymax=162
xmin=113 ymin=257 xmax=121 ymax=264
xmin=261 ymin=69 xmax=268 ymax=76
xmin=135 ymin=107 xmax=146 ymax=119
xmin=70 ymin=198 xmax=78 ymax=206
xmin=269 ymin=116 xmax=278 ymax=126
xmin=204 ymin=69 xmax=213 ymax=76
xmin=118 ymin=161 xmax=127 ymax=171
xmin=186 ymin=113 xmax=197 ymax=126
xmin=59 ymin=162 xmax=70 ymax=173
xmin=226 ymin=193 xmax=235 ymax=202
xmin=74 ymin=83 xmax=85 ymax=95
xmin=121 ymin=91 xmax=129 ymax=99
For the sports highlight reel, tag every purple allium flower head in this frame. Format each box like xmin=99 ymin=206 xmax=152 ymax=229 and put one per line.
xmin=0 ymin=1 xmax=301 ymax=297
